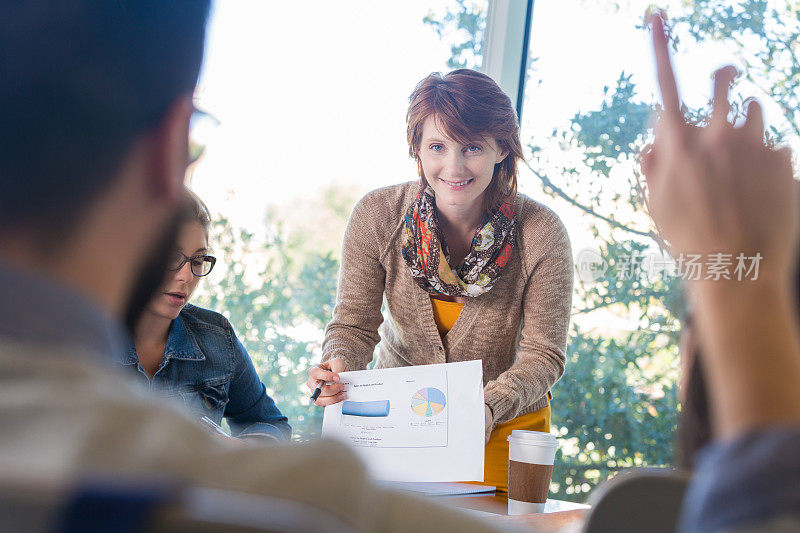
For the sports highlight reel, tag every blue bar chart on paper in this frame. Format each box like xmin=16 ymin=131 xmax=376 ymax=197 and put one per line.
xmin=336 ymin=367 xmax=448 ymax=449
xmin=342 ymin=400 xmax=391 ymax=417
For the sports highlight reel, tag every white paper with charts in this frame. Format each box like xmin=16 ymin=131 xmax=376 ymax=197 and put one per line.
xmin=321 ymin=360 xmax=484 ymax=482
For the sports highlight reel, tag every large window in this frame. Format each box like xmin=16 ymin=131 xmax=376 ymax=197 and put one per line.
xmin=188 ymin=0 xmax=797 ymax=501
xmin=189 ymin=0 xmax=488 ymax=439
xmin=515 ymin=0 xmax=799 ymax=501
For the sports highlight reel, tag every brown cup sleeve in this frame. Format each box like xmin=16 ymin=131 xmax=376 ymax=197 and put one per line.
xmin=508 ymin=460 xmax=553 ymax=504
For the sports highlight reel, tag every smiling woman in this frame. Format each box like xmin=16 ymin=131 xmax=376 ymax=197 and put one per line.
xmin=116 ymin=189 xmax=291 ymax=442
xmin=307 ymin=69 xmax=574 ymax=492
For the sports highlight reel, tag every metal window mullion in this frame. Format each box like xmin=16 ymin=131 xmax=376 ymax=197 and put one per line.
xmin=481 ymin=0 xmax=535 ymax=121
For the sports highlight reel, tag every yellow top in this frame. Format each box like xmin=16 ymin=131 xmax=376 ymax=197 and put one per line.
xmin=431 ymin=297 xmax=551 ymax=493
xmin=430 ymin=297 xmax=465 ymax=336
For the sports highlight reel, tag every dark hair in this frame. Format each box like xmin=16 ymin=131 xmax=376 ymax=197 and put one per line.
xmin=181 ymin=188 xmax=212 ymax=239
xmin=406 ymin=69 xmax=524 ymax=213
xmin=677 ymin=317 xmax=712 ymax=469
xmin=0 ymin=0 xmax=211 ymax=235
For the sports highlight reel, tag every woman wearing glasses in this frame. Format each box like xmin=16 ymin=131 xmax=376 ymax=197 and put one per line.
xmin=118 ymin=189 xmax=291 ymax=442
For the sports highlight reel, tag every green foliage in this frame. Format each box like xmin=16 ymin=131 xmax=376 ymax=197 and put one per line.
xmin=193 ymin=216 xmax=340 ymax=441
xmin=576 ymin=239 xmax=684 ymax=333
xmin=423 ymin=0 xmax=488 ymax=69
xmin=551 ymin=327 xmax=679 ymax=499
xmin=571 ymin=73 xmax=654 ymax=175
xmin=676 ymin=0 xmax=769 ymax=41
xmin=550 ymin=240 xmax=682 ymax=503
xmin=674 ymin=0 xmax=800 ymax=138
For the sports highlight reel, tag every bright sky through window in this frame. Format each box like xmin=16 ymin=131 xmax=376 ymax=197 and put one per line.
xmin=191 ymin=0 xmax=784 ymax=235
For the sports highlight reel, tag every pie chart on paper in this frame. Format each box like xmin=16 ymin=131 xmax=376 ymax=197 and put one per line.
xmin=411 ymin=387 xmax=447 ymax=417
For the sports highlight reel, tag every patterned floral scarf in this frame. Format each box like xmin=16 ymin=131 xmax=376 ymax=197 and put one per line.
xmin=401 ymin=186 xmax=516 ymax=297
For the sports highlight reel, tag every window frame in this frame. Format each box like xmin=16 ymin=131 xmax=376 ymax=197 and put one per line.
xmin=481 ymin=0 xmax=535 ymax=119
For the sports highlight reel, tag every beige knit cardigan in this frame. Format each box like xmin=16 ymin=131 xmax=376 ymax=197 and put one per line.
xmin=321 ymin=181 xmax=573 ymax=426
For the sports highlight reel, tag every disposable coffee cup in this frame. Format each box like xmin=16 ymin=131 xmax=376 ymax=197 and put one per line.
xmin=507 ymin=430 xmax=558 ymax=515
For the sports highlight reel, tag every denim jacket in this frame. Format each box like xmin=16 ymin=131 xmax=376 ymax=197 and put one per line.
xmin=118 ymin=304 xmax=291 ymax=441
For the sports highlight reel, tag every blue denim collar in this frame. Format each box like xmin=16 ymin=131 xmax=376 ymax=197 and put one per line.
xmin=123 ymin=312 xmax=205 ymax=365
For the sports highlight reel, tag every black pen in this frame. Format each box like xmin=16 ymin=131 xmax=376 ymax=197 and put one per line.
xmin=310 ymin=379 xmax=326 ymax=403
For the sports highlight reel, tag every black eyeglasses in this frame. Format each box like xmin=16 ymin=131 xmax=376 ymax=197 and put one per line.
xmin=168 ymin=250 xmax=217 ymax=277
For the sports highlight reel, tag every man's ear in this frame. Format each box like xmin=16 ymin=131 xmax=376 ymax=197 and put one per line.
xmin=146 ymin=94 xmax=194 ymax=202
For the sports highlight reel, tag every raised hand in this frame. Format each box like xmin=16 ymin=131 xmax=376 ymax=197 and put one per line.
xmin=645 ymin=15 xmax=800 ymax=441
xmin=643 ymin=15 xmax=797 ymax=284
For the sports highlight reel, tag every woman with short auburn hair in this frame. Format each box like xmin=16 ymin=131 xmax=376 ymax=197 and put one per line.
xmin=308 ymin=69 xmax=573 ymax=491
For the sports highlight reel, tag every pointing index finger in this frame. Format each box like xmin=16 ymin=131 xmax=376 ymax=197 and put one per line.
xmin=651 ymin=15 xmax=682 ymax=123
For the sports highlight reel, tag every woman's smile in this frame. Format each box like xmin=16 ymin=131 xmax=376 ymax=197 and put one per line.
xmin=438 ymin=177 xmax=474 ymax=190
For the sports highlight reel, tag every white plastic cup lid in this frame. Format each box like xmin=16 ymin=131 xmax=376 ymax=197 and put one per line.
xmin=507 ymin=430 xmax=558 ymax=446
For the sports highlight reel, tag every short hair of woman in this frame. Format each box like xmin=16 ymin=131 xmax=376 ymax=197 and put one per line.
xmin=406 ymin=69 xmax=525 ymax=213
